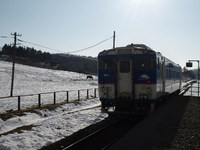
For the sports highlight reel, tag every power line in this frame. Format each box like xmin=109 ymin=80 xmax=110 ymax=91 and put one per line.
xmin=17 ymin=39 xmax=64 ymax=53
xmin=10 ymin=41 xmax=97 ymax=61
xmin=17 ymin=36 xmax=113 ymax=54
xmin=67 ymin=36 xmax=113 ymax=54
xmin=0 ymin=36 xmax=13 ymax=38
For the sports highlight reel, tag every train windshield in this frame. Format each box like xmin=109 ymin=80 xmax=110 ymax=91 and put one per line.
xmin=99 ymin=58 xmax=114 ymax=70
xmin=120 ymin=61 xmax=130 ymax=73
xmin=135 ymin=56 xmax=156 ymax=70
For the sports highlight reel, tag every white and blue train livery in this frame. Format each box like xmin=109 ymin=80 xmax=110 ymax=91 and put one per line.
xmin=98 ymin=44 xmax=182 ymax=113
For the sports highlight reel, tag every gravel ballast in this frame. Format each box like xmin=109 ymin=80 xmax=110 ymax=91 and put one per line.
xmin=170 ymin=96 xmax=200 ymax=149
xmin=41 ymin=95 xmax=200 ymax=150
xmin=109 ymin=95 xmax=200 ymax=150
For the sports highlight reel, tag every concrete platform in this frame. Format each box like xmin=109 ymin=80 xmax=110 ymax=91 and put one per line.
xmin=108 ymin=95 xmax=189 ymax=150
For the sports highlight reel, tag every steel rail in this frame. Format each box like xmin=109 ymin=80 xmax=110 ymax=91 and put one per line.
xmin=62 ymin=119 xmax=120 ymax=150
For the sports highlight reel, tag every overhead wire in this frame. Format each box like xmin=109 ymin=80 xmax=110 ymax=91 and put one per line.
xmin=17 ymin=36 xmax=113 ymax=54
xmin=0 ymin=36 xmax=13 ymax=38
xmin=66 ymin=36 xmax=113 ymax=54
xmin=18 ymin=41 xmax=98 ymax=61
xmin=17 ymin=39 xmax=64 ymax=53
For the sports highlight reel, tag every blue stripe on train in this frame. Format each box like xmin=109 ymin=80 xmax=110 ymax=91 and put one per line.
xmin=98 ymin=69 xmax=157 ymax=84
xmin=98 ymin=54 xmax=158 ymax=84
xmin=98 ymin=70 xmax=115 ymax=84
xmin=98 ymin=54 xmax=156 ymax=58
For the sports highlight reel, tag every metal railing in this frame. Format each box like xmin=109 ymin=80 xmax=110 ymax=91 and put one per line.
xmin=189 ymin=82 xmax=200 ymax=97
xmin=0 ymin=88 xmax=98 ymax=112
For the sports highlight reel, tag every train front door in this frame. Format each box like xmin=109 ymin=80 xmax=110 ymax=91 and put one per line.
xmin=117 ymin=59 xmax=132 ymax=100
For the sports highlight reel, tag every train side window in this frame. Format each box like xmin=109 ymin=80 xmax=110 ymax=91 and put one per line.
xmin=120 ymin=61 xmax=130 ymax=73
xmin=168 ymin=70 xmax=170 ymax=79
xmin=99 ymin=59 xmax=114 ymax=70
xmin=166 ymin=69 xmax=168 ymax=79
xmin=157 ymin=58 xmax=160 ymax=70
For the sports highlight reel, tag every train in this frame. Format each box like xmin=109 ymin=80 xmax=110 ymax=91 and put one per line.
xmin=98 ymin=44 xmax=182 ymax=113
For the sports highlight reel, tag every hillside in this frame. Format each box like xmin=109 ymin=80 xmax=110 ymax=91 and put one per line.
xmin=0 ymin=44 xmax=98 ymax=74
xmin=0 ymin=60 xmax=107 ymax=150
xmin=0 ymin=60 xmax=97 ymax=97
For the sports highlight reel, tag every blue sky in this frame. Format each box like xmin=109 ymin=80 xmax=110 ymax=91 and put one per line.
xmin=0 ymin=0 xmax=200 ymax=68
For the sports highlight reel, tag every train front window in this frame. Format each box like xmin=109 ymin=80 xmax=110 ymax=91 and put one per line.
xmin=120 ymin=61 xmax=130 ymax=73
xmin=135 ymin=56 xmax=156 ymax=70
xmin=99 ymin=58 xmax=114 ymax=70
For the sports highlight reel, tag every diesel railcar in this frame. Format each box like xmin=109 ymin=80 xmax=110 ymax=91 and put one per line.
xmin=98 ymin=44 xmax=182 ymax=113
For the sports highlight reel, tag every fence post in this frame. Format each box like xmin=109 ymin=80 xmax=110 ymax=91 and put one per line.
xmin=54 ymin=92 xmax=56 ymax=104
xmin=18 ymin=96 xmax=21 ymax=111
xmin=78 ymin=90 xmax=80 ymax=100
xmin=38 ymin=94 xmax=41 ymax=107
xmin=94 ymin=88 xmax=97 ymax=98
xmin=87 ymin=89 xmax=89 ymax=99
xmin=66 ymin=91 xmax=69 ymax=102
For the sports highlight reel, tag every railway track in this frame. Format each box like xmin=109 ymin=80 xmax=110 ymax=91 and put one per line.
xmin=60 ymin=86 xmax=193 ymax=150
xmin=61 ymin=116 xmax=144 ymax=150
xmin=42 ymin=83 xmax=193 ymax=150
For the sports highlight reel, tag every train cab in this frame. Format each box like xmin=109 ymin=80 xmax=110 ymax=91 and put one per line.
xmin=98 ymin=44 xmax=181 ymax=113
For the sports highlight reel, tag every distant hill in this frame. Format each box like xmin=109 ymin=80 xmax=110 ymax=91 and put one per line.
xmin=0 ymin=44 xmax=97 ymax=75
xmin=51 ymin=53 xmax=97 ymax=75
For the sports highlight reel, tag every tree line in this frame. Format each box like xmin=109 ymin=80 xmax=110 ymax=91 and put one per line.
xmin=0 ymin=44 xmax=97 ymax=74
xmin=1 ymin=44 xmax=52 ymax=62
xmin=0 ymin=44 xmax=197 ymax=77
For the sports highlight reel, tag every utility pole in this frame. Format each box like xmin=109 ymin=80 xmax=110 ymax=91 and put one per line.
xmin=10 ymin=32 xmax=21 ymax=97
xmin=113 ymin=31 xmax=116 ymax=49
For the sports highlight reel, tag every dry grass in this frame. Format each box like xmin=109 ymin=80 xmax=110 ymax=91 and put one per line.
xmin=0 ymin=101 xmax=69 ymax=121
xmin=0 ymin=124 xmax=38 ymax=136
xmin=0 ymin=99 xmax=91 ymax=121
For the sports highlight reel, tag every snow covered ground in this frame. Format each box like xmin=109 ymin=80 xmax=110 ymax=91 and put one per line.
xmin=0 ymin=60 xmax=99 ymax=113
xmin=0 ymin=60 xmax=108 ymax=150
xmin=0 ymin=60 xmax=198 ymax=150
xmin=0 ymin=99 xmax=107 ymax=150
xmin=0 ymin=60 xmax=98 ymax=97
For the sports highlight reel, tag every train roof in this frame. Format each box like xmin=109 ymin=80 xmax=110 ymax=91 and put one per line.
xmin=98 ymin=43 xmax=156 ymax=56
xmin=98 ymin=43 xmax=181 ymax=68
